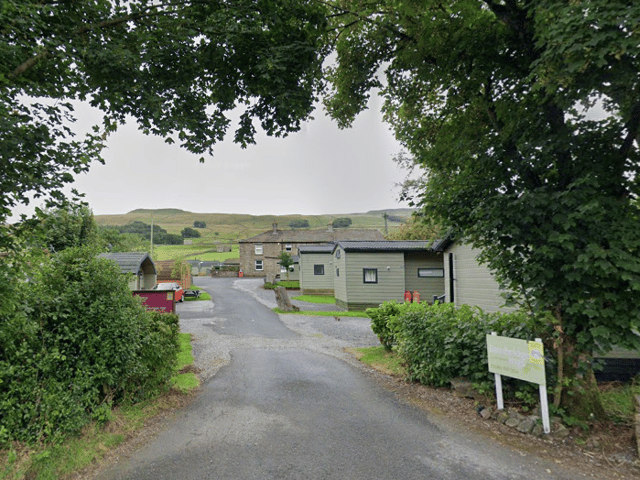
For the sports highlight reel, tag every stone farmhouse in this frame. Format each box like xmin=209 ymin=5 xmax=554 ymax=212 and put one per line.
xmin=239 ymin=223 xmax=384 ymax=278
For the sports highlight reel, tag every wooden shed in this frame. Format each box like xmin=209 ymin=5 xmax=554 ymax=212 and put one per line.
xmin=98 ymin=252 xmax=157 ymax=290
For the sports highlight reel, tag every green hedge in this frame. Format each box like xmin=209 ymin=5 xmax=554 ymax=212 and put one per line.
xmin=0 ymin=247 xmax=180 ymax=445
xmin=367 ymin=301 xmax=553 ymax=404
xmin=366 ymin=300 xmax=403 ymax=349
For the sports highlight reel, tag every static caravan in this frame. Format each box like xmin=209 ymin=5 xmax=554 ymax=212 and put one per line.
xmin=332 ymin=241 xmax=444 ymax=311
xmin=433 ymin=238 xmax=516 ymax=313
xmin=299 ymin=244 xmax=335 ymax=295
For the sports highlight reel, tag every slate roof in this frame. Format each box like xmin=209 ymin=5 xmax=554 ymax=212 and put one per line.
xmin=430 ymin=237 xmax=453 ymax=252
xmin=240 ymin=228 xmax=385 ymax=243
xmin=298 ymin=244 xmax=336 ymax=254
xmin=98 ymin=252 xmax=156 ymax=274
xmin=333 ymin=240 xmax=435 ymax=253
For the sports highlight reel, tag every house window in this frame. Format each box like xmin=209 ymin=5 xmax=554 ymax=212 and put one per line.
xmin=336 ymin=267 xmax=340 ymax=277
xmin=285 ymin=244 xmax=292 ymax=252
xmin=255 ymin=244 xmax=263 ymax=255
xmin=335 ymin=249 xmax=341 ymax=259
xmin=314 ymin=265 xmax=325 ymax=275
xmin=255 ymin=260 xmax=263 ymax=271
xmin=363 ymin=268 xmax=378 ymax=284
xmin=418 ymin=268 xmax=445 ymax=278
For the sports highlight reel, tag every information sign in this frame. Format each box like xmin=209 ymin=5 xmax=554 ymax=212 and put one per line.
xmin=486 ymin=334 xmax=546 ymax=386
xmin=486 ymin=333 xmax=550 ymax=434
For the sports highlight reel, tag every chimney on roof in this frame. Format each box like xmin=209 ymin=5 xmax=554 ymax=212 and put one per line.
xmin=272 ymin=223 xmax=278 ymax=234
xmin=327 ymin=223 xmax=333 ymax=232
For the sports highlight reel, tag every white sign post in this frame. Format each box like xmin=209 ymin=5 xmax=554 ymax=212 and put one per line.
xmin=487 ymin=332 xmax=550 ymax=434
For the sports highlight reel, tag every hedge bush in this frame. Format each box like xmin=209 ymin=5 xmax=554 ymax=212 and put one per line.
xmin=365 ymin=300 xmax=402 ymax=349
xmin=367 ymin=301 xmax=554 ymax=404
xmin=0 ymin=247 xmax=180 ymax=445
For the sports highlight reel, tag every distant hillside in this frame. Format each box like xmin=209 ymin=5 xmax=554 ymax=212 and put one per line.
xmin=94 ymin=208 xmax=414 ymax=243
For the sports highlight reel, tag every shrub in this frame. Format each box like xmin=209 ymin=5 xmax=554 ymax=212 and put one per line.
xmin=366 ymin=301 xmax=553 ymax=405
xmin=366 ymin=300 xmax=402 ymax=349
xmin=0 ymin=247 xmax=180 ymax=445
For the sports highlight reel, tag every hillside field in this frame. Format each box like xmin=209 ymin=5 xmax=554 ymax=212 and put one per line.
xmin=95 ymin=208 xmax=413 ymax=261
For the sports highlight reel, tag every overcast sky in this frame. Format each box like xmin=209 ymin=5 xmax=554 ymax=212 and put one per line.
xmin=11 ymin=93 xmax=413 ymax=219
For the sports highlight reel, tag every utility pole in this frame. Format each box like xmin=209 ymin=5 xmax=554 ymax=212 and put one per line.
xmin=382 ymin=212 xmax=388 ymax=235
xmin=150 ymin=214 xmax=154 ymax=258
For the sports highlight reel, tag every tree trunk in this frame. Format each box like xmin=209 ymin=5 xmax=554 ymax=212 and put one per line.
xmin=274 ymin=286 xmax=298 ymax=312
xmin=556 ymin=336 xmax=606 ymax=420
xmin=551 ymin=305 xmax=605 ymax=420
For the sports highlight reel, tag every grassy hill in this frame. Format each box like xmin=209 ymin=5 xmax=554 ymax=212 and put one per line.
xmin=95 ymin=208 xmax=414 ymax=260
xmin=95 ymin=208 xmax=413 ymax=241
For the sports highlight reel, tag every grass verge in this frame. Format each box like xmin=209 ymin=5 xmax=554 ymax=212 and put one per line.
xmin=183 ymin=286 xmax=211 ymax=302
xmin=0 ymin=333 xmax=199 ymax=480
xmin=263 ymin=281 xmax=299 ymax=290
xmin=352 ymin=347 xmax=640 ymax=427
xmin=349 ymin=346 xmax=407 ymax=377
xmin=598 ymin=379 xmax=640 ymax=424
xmin=273 ymin=308 xmax=367 ymax=317
xmin=291 ymin=295 xmax=335 ymax=304
xmin=171 ymin=333 xmax=200 ymax=393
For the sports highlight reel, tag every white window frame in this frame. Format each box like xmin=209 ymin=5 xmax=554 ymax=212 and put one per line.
xmin=285 ymin=243 xmax=293 ymax=252
xmin=255 ymin=260 xmax=263 ymax=271
xmin=418 ymin=268 xmax=445 ymax=278
xmin=255 ymin=244 xmax=263 ymax=255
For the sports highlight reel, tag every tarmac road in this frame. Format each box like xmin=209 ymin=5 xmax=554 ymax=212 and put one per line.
xmin=95 ymin=278 xmax=575 ymax=480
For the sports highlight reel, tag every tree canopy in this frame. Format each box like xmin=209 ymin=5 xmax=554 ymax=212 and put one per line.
xmin=289 ymin=219 xmax=310 ymax=228
xmin=1 ymin=0 xmax=328 ymax=237
xmin=181 ymin=227 xmax=201 ymax=239
xmin=4 ymin=0 xmax=640 ymax=412
xmin=324 ymin=0 xmax=640 ymax=408
xmin=332 ymin=217 xmax=352 ymax=228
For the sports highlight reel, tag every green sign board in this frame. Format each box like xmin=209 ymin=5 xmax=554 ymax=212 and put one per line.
xmin=486 ymin=334 xmax=546 ymax=386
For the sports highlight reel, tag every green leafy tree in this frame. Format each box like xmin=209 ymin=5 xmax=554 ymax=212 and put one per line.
xmin=288 ymin=219 xmax=310 ymax=228
xmin=157 ymin=233 xmax=184 ymax=245
xmin=386 ymin=213 xmax=441 ymax=241
xmin=38 ymin=203 xmax=97 ymax=252
xmin=331 ymin=217 xmax=352 ymax=228
xmin=96 ymin=226 xmax=146 ymax=252
xmin=171 ymin=259 xmax=191 ymax=282
xmin=324 ymin=0 xmax=640 ymax=417
xmin=278 ymin=251 xmax=294 ymax=281
xmin=181 ymin=227 xmax=201 ymax=239
xmin=119 ymin=221 xmax=165 ymax=241
xmin=193 ymin=221 xmax=206 ymax=228
xmin=1 ymin=0 xmax=328 ymax=247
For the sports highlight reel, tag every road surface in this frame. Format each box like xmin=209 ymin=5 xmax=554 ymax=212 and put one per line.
xmin=95 ymin=277 xmax=575 ymax=480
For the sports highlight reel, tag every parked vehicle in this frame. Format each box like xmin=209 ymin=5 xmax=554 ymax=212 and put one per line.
xmin=153 ymin=282 xmax=184 ymax=302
